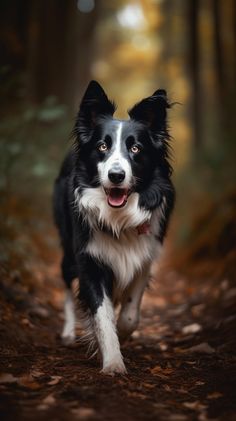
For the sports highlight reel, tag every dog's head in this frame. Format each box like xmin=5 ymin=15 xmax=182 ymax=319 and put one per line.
xmin=73 ymin=81 xmax=172 ymax=208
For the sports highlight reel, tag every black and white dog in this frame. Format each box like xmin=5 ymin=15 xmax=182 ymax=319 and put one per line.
xmin=54 ymin=81 xmax=175 ymax=375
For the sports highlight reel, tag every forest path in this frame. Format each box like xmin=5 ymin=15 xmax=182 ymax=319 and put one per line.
xmin=0 ymin=250 xmax=236 ymax=421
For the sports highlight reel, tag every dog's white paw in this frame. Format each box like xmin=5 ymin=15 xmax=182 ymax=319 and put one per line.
xmin=61 ymin=332 xmax=76 ymax=346
xmin=101 ymin=359 xmax=127 ymax=376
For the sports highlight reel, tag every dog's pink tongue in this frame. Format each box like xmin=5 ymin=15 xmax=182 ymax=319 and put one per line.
xmin=107 ymin=189 xmax=127 ymax=207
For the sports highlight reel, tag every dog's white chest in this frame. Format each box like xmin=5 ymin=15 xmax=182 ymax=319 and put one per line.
xmin=77 ymin=187 xmax=164 ymax=289
xmin=86 ymin=228 xmax=160 ymax=289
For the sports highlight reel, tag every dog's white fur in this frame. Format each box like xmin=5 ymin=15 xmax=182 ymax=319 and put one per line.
xmin=75 ymin=187 xmax=151 ymax=237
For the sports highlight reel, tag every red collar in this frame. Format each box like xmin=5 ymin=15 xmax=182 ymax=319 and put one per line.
xmin=136 ymin=222 xmax=151 ymax=235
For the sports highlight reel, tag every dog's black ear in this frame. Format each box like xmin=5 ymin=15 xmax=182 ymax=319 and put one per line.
xmin=74 ymin=81 xmax=115 ymax=141
xmin=128 ymin=89 xmax=169 ymax=133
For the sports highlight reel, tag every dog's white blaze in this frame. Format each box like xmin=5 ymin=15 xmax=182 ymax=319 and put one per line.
xmin=61 ymin=290 xmax=76 ymax=342
xmin=98 ymin=121 xmax=132 ymax=188
xmin=94 ymin=291 xmax=126 ymax=373
xmin=115 ymin=121 xmax=122 ymax=148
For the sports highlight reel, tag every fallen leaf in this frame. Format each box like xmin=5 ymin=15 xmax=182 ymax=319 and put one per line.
xmin=177 ymin=387 xmax=189 ymax=394
xmin=71 ymin=407 xmax=96 ymax=419
xmin=48 ymin=289 xmax=64 ymax=310
xmin=21 ymin=318 xmax=34 ymax=328
xmin=185 ymin=343 xmax=215 ymax=354
xmin=198 ymin=412 xmax=214 ymax=421
xmin=224 ymin=288 xmax=236 ymax=300
xmin=183 ymin=401 xmax=207 ymax=411
xmin=29 ymin=306 xmax=49 ymax=318
xmin=153 ymin=403 xmax=168 ymax=410
xmin=37 ymin=404 xmax=48 ymax=411
xmin=158 ymin=342 xmax=168 ymax=351
xmin=220 ymin=279 xmax=229 ymax=290
xmin=207 ymin=391 xmax=223 ymax=399
xmin=195 ymin=381 xmax=205 ymax=386
xmin=18 ymin=374 xmax=41 ymax=390
xmin=143 ymin=354 xmax=152 ymax=361
xmin=150 ymin=365 xmax=174 ymax=378
xmin=37 ymin=394 xmax=56 ymax=411
xmin=191 ymin=304 xmax=205 ymax=317
xmin=48 ymin=375 xmax=62 ymax=385
xmin=31 ymin=370 xmax=44 ymax=378
xmin=174 ymin=347 xmax=187 ymax=354
xmin=168 ymin=305 xmax=187 ymax=316
xmin=168 ymin=415 xmax=188 ymax=421
xmin=182 ymin=323 xmax=202 ymax=335
xmin=0 ymin=373 xmax=17 ymax=384
xmin=42 ymin=394 xmax=55 ymax=405
xmin=143 ymin=383 xmax=156 ymax=389
xmin=126 ymin=391 xmax=147 ymax=399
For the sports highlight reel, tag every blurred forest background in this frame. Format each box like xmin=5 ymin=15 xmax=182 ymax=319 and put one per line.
xmin=1 ymin=1 xmax=236 ymax=420
xmin=0 ymin=0 xmax=235 ymax=284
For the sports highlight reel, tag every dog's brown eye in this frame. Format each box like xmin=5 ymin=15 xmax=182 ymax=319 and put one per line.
xmin=98 ymin=143 xmax=108 ymax=152
xmin=130 ymin=144 xmax=140 ymax=154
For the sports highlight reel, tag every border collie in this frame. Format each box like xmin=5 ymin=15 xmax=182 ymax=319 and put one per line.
xmin=54 ymin=81 xmax=175 ymax=375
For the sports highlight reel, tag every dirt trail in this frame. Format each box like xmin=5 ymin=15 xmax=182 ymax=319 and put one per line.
xmin=0 ymin=247 xmax=236 ymax=421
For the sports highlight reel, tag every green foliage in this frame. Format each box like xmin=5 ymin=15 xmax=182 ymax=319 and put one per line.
xmin=0 ymin=99 xmax=72 ymax=204
xmin=0 ymin=100 xmax=72 ymax=278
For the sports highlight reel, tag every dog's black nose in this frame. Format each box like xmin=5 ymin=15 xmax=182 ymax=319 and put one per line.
xmin=108 ymin=169 xmax=125 ymax=184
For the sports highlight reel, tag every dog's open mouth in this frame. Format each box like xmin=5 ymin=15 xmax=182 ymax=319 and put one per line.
xmin=105 ymin=188 xmax=129 ymax=208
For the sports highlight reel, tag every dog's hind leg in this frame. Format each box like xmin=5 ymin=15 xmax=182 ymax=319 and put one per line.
xmin=61 ymin=288 xmax=76 ymax=345
xmin=61 ymin=254 xmax=77 ymax=345
xmin=117 ymin=263 xmax=150 ymax=341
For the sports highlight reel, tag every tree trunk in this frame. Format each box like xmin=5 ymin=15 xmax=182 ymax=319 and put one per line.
xmin=27 ymin=1 xmax=99 ymax=108
xmin=212 ymin=0 xmax=224 ymax=108
xmin=188 ymin=0 xmax=202 ymax=149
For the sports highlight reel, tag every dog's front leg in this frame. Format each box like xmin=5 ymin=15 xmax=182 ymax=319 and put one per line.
xmin=78 ymin=254 xmax=127 ymax=375
xmin=94 ymin=291 xmax=127 ymax=375
xmin=117 ymin=263 xmax=151 ymax=341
